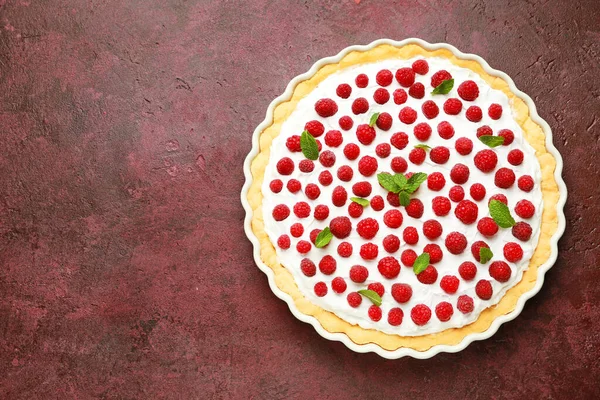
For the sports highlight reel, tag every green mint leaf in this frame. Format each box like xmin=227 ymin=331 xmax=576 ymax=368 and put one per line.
xmin=369 ymin=112 xmax=380 ymax=127
xmin=399 ymin=191 xmax=411 ymax=207
xmin=357 ymin=289 xmax=382 ymax=306
xmin=300 ymin=130 xmax=319 ymax=160
xmin=414 ymin=144 xmax=431 ymax=151
xmin=489 ymin=199 xmax=516 ymax=228
xmin=315 ymin=227 xmax=333 ymax=248
xmin=479 ymin=135 xmax=505 ymax=148
xmin=479 ymin=247 xmax=493 ymax=264
xmin=431 ymin=78 xmax=454 ymax=95
xmin=351 ymin=197 xmax=369 ymax=207
xmin=404 ymin=172 xmax=428 ymax=194
xmin=393 ymin=173 xmax=408 ymax=190
xmin=413 ymin=253 xmax=430 ymax=275
xmin=377 ymin=172 xmax=401 ymax=193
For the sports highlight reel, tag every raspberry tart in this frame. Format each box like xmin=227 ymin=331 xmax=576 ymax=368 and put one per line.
xmin=243 ymin=39 xmax=566 ymax=357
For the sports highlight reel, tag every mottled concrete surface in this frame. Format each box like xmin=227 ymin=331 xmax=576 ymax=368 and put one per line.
xmin=0 ymin=0 xmax=598 ymax=398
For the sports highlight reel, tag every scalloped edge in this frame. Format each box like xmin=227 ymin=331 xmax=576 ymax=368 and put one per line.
xmin=240 ymin=38 xmax=567 ymax=359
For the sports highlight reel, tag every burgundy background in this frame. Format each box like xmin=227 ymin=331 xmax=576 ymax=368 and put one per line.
xmin=0 ymin=0 xmax=598 ymax=398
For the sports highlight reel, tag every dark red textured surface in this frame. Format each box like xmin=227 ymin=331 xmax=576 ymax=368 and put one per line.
xmin=0 ymin=0 xmax=599 ymax=398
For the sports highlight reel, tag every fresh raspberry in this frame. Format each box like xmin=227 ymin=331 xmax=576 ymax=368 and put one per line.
xmin=314 ymin=282 xmax=328 ymax=297
xmin=376 ymin=69 xmax=393 ymax=86
xmin=313 ymin=204 xmax=329 ymax=220
xmin=435 ymin=302 xmax=454 ymax=322
xmin=370 ymin=195 xmax=384 ymax=211
xmin=270 ymin=179 xmax=283 ymax=193
xmin=411 ymin=304 xmax=432 ymax=326
xmin=465 ymin=105 xmax=482 ymax=122
xmin=445 ymin=232 xmax=467 ymax=254
xmin=422 ymin=100 xmax=439 ymax=119
xmin=443 ymin=98 xmax=462 ymax=115
xmin=405 ymin=198 xmax=424 ymax=218
xmin=391 ymin=283 xmax=412 ymax=303
xmin=390 ymin=156 xmax=408 ymax=173
xmin=336 ymin=83 xmax=352 ymax=99
xmin=376 ymin=143 xmax=391 ymax=158
xmin=343 ymin=143 xmax=360 ymax=160
xmin=293 ymin=201 xmax=311 ymax=218
xmin=457 ymin=80 xmax=479 ymax=101
xmin=368 ymin=282 xmax=385 ymax=297
xmin=383 ymin=234 xmax=401 ymax=252
xmin=409 ymin=148 xmax=426 ymax=165
xmin=459 ymin=261 xmax=477 ymax=281
xmin=290 ymin=223 xmax=304 ymax=238
xmin=395 ymin=67 xmax=415 ymax=87
xmin=378 ymin=256 xmax=401 ymax=279
xmin=498 ymin=129 xmax=514 ymax=145
xmin=359 ymin=243 xmax=379 ymax=260
xmin=352 ymin=181 xmax=372 ymax=197
xmin=399 ymin=228 xmax=417 ymax=246
xmin=331 ymin=186 xmax=348 ymax=207
xmin=489 ymin=193 xmax=508 ymax=205
xmin=315 ymin=98 xmax=338 ymax=117
xmin=272 ymin=204 xmax=290 ymax=221
xmin=455 ymin=200 xmax=478 ymax=224
xmin=325 ymin=130 xmax=343 ymax=147
xmin=299 ymin=159 xmax=315 ymax=173
xmin=355 ymin=73 xmax=369 ymax=88
xmin=449 ymin=185 xmax=465 ymax=202
xmin=388 ymin=308 xmax=404 ymax=326
xmin=507 ymin=149 xmax=524 ymax=166
xmin=431 ymin=70 xmax=452 ymax=88
xmin=430 ymin=146 xmax=450 ymax=164
xmin=440 ymin=275 xmax=460 ymax=294
xmin=476 ymin=125 xmax=493 ymax=138
xmin=331 ymin=277 xmax=347 ymax=294
xmin=350 ymin=265 xmax=369 ymax=283
xmin=494 ymin=167 xmax=515 ymax=188
xmin=358 ymin=156 xmax=378 ymax=176
xmin=276 ymin=157 xmax=294 ymax=175
xmin=368 ymin=305 xmax=382 ymax=322
xmin=427 ymin=172 xmax=446 ymax=191
xmin=318 ymin=255 xmax=337 ymax=275
xmin=470 ymin=183 xmax=486 ymax=201
xmin=339 ymin=115 xmax=354 ymax=131
xmin=477 ymin=217 xmax=499 ymax=237
xmin=337 ymin=242 xmax=353 ymax=257
xmin=319 ymin=150 xmax=336 ymax=168
xmin=309 ymin=229 xmax=321 ymax=245
xmin=357 ymin=218 xmax=379 ymax=239
xmin=435 ymin=121 xmax=454 ymax=140
xmin=450 ymin=163 xmax=470 ymax=184
xmin=318 ymin=170 xmax=333 ymax=186
xmin=488 ymin=103 xmax=503 ymax=120
xmin=390 ymin=132 xmax=409 ymax=150
xmin=518 ymin=175 xmax=534 ymax=192
xmin=296 ymin=240 xmax=311 ymax=254
xmin=455 ymin=137 xmax=473 ymax=155
xmin=300 ymin=258 xmax=316 ymax=276
xmin=423 ymin=220 xmax=443 ymax=239
xmin=286 ymin=135 xmax=301 ymax=152
xmin=304 ymin=120 xmax=325 ymax=137
xmin=515 ymin=199 xmax=535 ymax=218
xmin=373 ymin=88 xmax=390 ymax=105
xmin=457 ymin=295 xmax=474 ymax=314
xmin=412 ymin=59 xmax=429 ymax=74
xmin=471 ymin=240 xmax=490 ymax=262
xmin=432 ymin=196 xmax=451 ymax=216
xmin=489 ymin=261 xmax=512 ymax=282
xmin=504 ymin=242 xmax=523 ymax=262
xmin=384 ymin=209 xmax=404 ymax=228
xmin=512 ymin=221 xmax=533 ymax=242
xmin=409 ymin=82 xmax=425 ymax=99
xmin=337 ymin=165 xmax=353 ymax=182
xmin=351 ymin=97 xmax=369 ymax=115
xmin=277 ymin=234 xmax=290 ymax=249
xmin=347 ymin=292 xmax=362 ymax=307
xmin=399 ymin=107 xmax=418 ymax=124
xmin=329 ymin=216 xmax=352 ymax=239
xmin=393 ymin=88 xmax=408 ymax=105
xmin=400 ymin=249 xmax=417 ymax=267
xmin=413 ymin=122 xmax=432 ymax=141
xmin=386 ymin=191 xmax=400 ymax=207
xmin=376 ymin=112 xmax=393 ymax=130
xmin=474 ymin=149 xmax=498 ymax=172
xmin=348 ymin=202 xmax=363 ymax=218
xmin=287 ymin=179 xmax=301 ymax=193
xmin=475 ymin=280 xmax=493 ymax=300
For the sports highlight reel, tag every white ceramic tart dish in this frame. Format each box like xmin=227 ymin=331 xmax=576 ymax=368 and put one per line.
xmin=241 ymin=38 xmax=566 ymax=359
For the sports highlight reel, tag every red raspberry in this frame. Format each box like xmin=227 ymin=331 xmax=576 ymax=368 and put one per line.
xmin=343 ymin=143 xmax=360 ymax=160
xmin=277 ymin=234 xmax=290 ymax=249
xmin=476 ymin=125 xmax=493 ymax=138
xmin=470 ymin=183 xmax=486 ymax=201
xmin=319 ymin=255 xmax=337 ymax=275
xmin=286 ymin=135 xmax=301 ymax=152
xmin=287 ymin=179 xmax=301 ymax=193
xmin=350 ymin=265 xmax=368 ymax=283
xmin=290 ymin=223 xmax=304 ymax=238
xmin=409 ymin=82 xmax=425 ymax=99
xmin=489 ymin=261 xmax=512 ymax=282
xmin=325 ymin=130 xmax=343 ymax=147
xmin=457 ymin=295 xmax=474 ymax=314
xmin=405 ymin=198 xmax=424 ymax=218
xmin=384 ymin=209 xmax=404 ymax=228
xmin=437 ymin=121 xmax=455 ymax=139
xmin=412 ymin=59 xmax=429 ymax=75
xmin=489 ymin=193 xmax=508 ymax=205
xmin=495 ymin=167 xmax=515 ymax=188
xmin=457 ymin=80 xmax=479 ymax=101
xmin=440 ymin=275 xmax=460 ymax=294
xmin=358 ymin=156 xmax=378 ymax=176
xmin=443 ymin=98 xmax=462 ymax=115
xmin=475 ymin=280 xmax=493 ymax=300
xmin=409 ymin=148 xmax=426 ymax=165
xmin=422 ymin=100 xmax=439 ymax=119
xmin=355 ymin=73 xmax=369 ymax=88
xmin=373 ymin=88 xmax=390 ymax=104
xmin=337 ymin=165 xmax=353 ymax=182
xmin=471 ymin=240 xmax=490 ymax=262
xmin=515 ymin=199 xmax=535 ymax=218
xmin=331 ymin=277 xmax=347 ymax=294
xmin=391 ymin=283 xmax=412 ymax=303
xmin=388 ymin=308 xmax=404 ymax=326
xmin=319 ymin=150 xmax=336 ymax=168
xmin=347 ymin=292 xmax=362 ymax=307
xmin=413 ymin=122 xmax=432 ymax=141
xmin=459 ymin=261 xmax=477 ymax=281
xmin=336 ymin=83 xmax=352 ymax=99
xmin=431 ymin=70 xmax=452 ymax=88
xmin=318 ymin=170 xmax=333 ymax=186
xmin=474 ymin=149 xmax=498 ymax=172
xmin=390 ymin=156 xmax=408 ymax=173
xmin=331 ymin=186 xmax=348 ymax=207
xmin=360 ymin=243 xmax=379 ymax=260
xmin=430 ymin=146 xmax=450 ymax=164
xmin=399 ymin=107 xmax=418 ymax=124
xmin=518 ymin=175 xmax=534 ymax=192
xmin=368 ymin=282 xmax=385 ymax=297
xmin=445 ymin=232 xmax=467 ymax=254
xmin=371 ymin=195 xmax=384 ymax=211
xmin=450 ymin=163 xmax=470 ymax=184
xmin=293 ymin=201 xmax=311 ymax=218
xmin=299 ymin=159 xmax=315 ymax=173
xmin=465 ymin=105 xmax=482 ymax=122
xmin=376 ymin=112 xmax=393 ymax=130
xmin=352 ymin=181 xmax=372 ymax=197
xmin=296 ymin=240 xmax=311 ymax=254
xmin=393 ymin=88 xmax=408 ymax=104
xmin=357 ymin=218 xmax=379 ymax=239
xmin=455 ymin=137 xmax=473 ymax=155
xmin=272 ymin=204 xmax=290 ymax=221
xmin=300 ymin=258 xmax=316 ymax=276
xmin=512 ymin=222 xmax=533 ymax=241
xmin=391 ymin=132 xmax=409 ymax=150
xmin=305 ymin=120 xmax=325 ymax=137
xmin=435 ymin=302 xmax=454 ymax=322
xmin=455 ymin=200 xmax=478 ymax=224
xmin=276 ymin=157 xmax=294 ymax=175
xmin=378 ymin=256 xmax=401 ymax=279
xmin=368 ymin=305 xmax=382 ymax=322
xmin=314 ymin=282 xmax=327 ymax=297
xmin=329 ymin=216 xmax=352 ymax=239
xmin=383 ymin=234 xmax=401 ymax=253
xmin=387 ymin=191 xmax=400 ymax=207
xmin=337 ymin=242 xmax=353 ymax=257
xmin=400 ymin=249 xmax=417 ymax=267
xmin=309 ymin=229 xmax=321 ymax=244
xmin=432 ymin=196 xmax=451 ymax=216
xmin=507 ymin=149 xmax=524 ymax=166
xmin=411 ymin=304 xmax=432 ymax=326
xmin=376 ymin=143 xmax=391 ymax=158
xmin=504 ymin=242 xmax=523 ymax=262
xmin=449 ymin=185 xmax=465 ymax=202
xmin=376 ymin=69 xmax=393 ymax=86
xmin=427 ymin=172 xmax=446 ymax=191
xmin=488 ymin=103 xmax=503 ymax=119
xmin=401 ymin=227 xmax=418 ymax=245
xmin=315 ymin=98 xmax=338 ymax=117
xmin=348 ymin=202 xmax=363 ymax=218
xmin=270 ymin=179 xmax=283 ymax=193
xmin=498 ymin=129 xmax=514 ymax=145
xmin=477 ymin=217 xmax=499 ymax=237
xmin=351 ymin=97 xmax=369 ymax=115
xmin=395 ymin=67 xmax=415 ymax=87
xmin=423 ymin=220 xmax=443 ymax=239
xmin=417 ymin=265 xmax=438 ymax=284
xmin=313 ymin=204 xmax=329 ymax=220
xmin=339 ymin=115 xmax=354 ymax=131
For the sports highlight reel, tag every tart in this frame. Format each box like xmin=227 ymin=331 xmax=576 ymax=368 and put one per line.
xmin=243 ymin=39 xmax=565 ymax=357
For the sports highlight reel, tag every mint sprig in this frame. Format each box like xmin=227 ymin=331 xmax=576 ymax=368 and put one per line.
xmin=413 ymin=253 xmax=430 ymax=274
xmin=369 ymin=112 xmax=380 ymax=127
xmin=479 ymin=135 xmax=505 ymax=148
xmin=357 ymin=289 xmax=382 ymax=306
xmin=377 ymin=171 xmax=428 ymax=207
xmin=414 ymin=144 xmax=431 ymax=151
xmin=489 ymin=199 xmax=516 ymax=228
xmin=431 ymin=78 xmax=454 ymax=95
xmin=300 ymin=130 xmax=319 ymax=160
xmin=479 ymin=247 xmax=493 ymax=264
xmin=351 ymin=197 xmax=369 ymax=207
xmin=315 ymin=227 xmax=333 ymax=248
